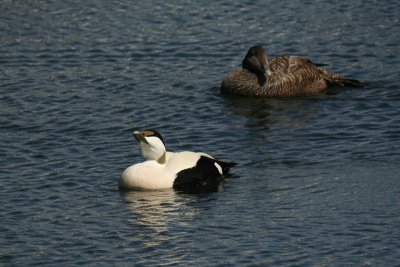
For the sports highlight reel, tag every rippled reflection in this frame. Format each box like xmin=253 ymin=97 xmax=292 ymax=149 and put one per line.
xmin=123 ymin=189 xmax=180 ymax=232
xmin=121 ymin=189 xmax=207 ymax=248
xmin=222 ymin=94 xmax=324 ymax=135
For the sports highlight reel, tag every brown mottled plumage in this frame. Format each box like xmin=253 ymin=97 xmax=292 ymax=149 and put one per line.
xmin=221 ymin=46 xmax=364 ymax=97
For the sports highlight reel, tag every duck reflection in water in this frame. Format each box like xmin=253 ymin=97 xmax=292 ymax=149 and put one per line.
xmin=121 ymin=189 xmax=215 ymax=247
xmin=222 ymin=95 xmax=323 ymax=131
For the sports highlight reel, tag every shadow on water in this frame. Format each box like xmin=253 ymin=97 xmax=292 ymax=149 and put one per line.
xmin=220 ymin=92 xmax=327 ymax=131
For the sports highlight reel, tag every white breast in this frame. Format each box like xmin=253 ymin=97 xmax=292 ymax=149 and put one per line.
xmin=120 ymin=160 xmax=175 ymax=190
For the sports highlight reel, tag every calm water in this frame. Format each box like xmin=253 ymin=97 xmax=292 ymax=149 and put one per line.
xmin=1 ymin=0 xmax=400 ymax=266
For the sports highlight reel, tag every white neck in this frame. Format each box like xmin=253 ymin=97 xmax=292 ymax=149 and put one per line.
xmin=139 ymin=137 xmax=167 ymax=164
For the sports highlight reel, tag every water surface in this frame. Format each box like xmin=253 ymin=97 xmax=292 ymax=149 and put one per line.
xmin=1 ymin=0 xmax=400 ymax=266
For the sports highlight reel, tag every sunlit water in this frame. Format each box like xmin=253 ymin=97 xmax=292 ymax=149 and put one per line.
xmin=1 ymin=1 xmax=400 ymax=266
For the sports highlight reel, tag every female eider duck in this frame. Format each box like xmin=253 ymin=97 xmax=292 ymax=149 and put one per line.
xmin=120 ymin=130 xmax=236 ymax=191
xmin=221 ymin=45 xmax=364 ymax=97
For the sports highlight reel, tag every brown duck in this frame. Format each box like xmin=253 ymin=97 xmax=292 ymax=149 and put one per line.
xmin=221 ymin=46 xmax=364 ymax=97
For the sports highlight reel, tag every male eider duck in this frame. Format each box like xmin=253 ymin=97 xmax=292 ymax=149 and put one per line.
xmin=120 ymin=130 xmax=236 ymax=191
xmin=221 ymin=45 xmax=364 ymax=97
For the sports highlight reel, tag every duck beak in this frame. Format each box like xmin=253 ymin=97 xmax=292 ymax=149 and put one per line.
xmin=261 ymin=58 xmax=269 ymax=76
xmin=133 ymin=131 xmax=149 ymax=144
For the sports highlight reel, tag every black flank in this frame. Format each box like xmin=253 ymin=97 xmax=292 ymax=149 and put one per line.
xmin=173 ymin=156 xmax=225 ymax=190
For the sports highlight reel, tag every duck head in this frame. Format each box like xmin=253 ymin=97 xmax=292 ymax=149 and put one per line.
xmin=242 ymin=46 xmax=270 ymax=81
xmin=133 ymin=130 xmax=167 ymax=164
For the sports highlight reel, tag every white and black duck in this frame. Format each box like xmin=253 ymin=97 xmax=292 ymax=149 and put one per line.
xmin=120 ymin=130 xmax=236 ymax=191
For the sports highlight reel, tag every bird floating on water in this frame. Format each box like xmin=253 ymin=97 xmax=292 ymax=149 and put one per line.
xmin=120 ymin=130 xmax=236 ymax=191
xmin=221 ymin=45 xmax=364 ymax=97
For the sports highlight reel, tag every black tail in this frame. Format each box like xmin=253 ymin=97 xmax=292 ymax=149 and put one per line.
xmin=327 ymin=76 xmax=364 ymax=88
xmin=216 ymin=160 xmax=237 ymax=174
xmin=338 ymin=78 xmax=365 ymax=87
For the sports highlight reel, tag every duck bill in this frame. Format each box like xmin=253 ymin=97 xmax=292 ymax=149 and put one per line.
xmin=133 ymin=131 xmax=148 ymax=144
xmin=261 ymin=57 xmax=270 ymax=76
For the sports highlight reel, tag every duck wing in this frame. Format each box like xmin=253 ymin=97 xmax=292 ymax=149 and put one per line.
xmin=287 ymin=56 xmax=364 ymax=87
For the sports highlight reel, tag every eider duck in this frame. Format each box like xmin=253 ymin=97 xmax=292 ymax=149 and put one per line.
xmin=221 ymin=45 xmax=364 ymax=97
xmin=120 ymin=130 xmax=236 ymax=191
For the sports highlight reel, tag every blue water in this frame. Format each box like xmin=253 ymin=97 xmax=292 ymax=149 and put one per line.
xmin=1 ymin=0 xmax=400 ymax=266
